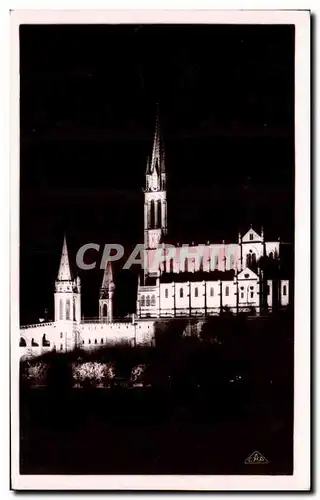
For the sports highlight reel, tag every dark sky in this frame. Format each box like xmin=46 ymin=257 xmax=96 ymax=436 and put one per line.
xmin=19 ymin=24 xmax=295 ymax=323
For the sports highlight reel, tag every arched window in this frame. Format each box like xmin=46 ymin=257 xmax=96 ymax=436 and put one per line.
xmin=42 ymin=334 xmax=50 ymax=347
xmin=165 ymin=288 xmax=168 ymax=299
xmin=146 ymin=295 xmax=150 ymax=307
xmin=210 ymin=287 xmax=214 ymax=297
xmin=195 ymin=287 xmax=198 ymax=297
xmin=140 ymin=295 xmax=145 ymax=307
xmin=225 ymin=286 xmax=229 ymax=297
xmin=59 ymin=298 xmax=63 ymax=320
xmin=283 ymin=285 xmax=287 ymax=296
xmin=184 ymin=258 xmax=188 ymax=273
xmin=179 ymin=287 xmax=184 ymax=298
xmin=19 ymin=337 xmax=26 ymax=347
xmin=94 ymin=339 xmax=97 ymax=344
xmin=199 ymin=257 xmax=203 ymax=272
xmin=66 ymin=299 xmax=71 ymax=320
xmin=150 ymin=200 xmax=155 ymax=229
xmin=151 ymin=295 xmax=156 ymax=306
xmin=157 ymin=200 xmax=162 ymax=229
xmin=103 ymin=303 xmax=108 ymax=318
xmin=169 ymin=259 xmax=174 ymax=273
xmin=88 ymin=339 xmax=91 ymax=344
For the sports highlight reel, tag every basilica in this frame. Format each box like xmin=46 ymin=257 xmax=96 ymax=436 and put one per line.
xmin=19 ymin=110 xmax=291 ymax=356
xmin=137 ymin=111 xmax=290 ymax=318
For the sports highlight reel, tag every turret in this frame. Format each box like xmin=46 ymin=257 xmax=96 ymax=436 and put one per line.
xmin=99 ymin=261 xmax=115 ymax=323
xmin=54 ymin=235 xmax=81 ymax=323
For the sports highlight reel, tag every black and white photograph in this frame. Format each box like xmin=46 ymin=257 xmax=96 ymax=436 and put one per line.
xmin=10 ymin=10 xmax=310 ymax=491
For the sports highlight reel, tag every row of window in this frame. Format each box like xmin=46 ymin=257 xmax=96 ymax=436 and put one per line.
xmin=141 ymin=285 xmax=244 ymax=306
xmin=147 ymin=199 xmax=163 ymax=230
xmin=139 ymin=284 xmax=287 ymax=308
xmin=163 ymin=251 xmax=277 ymax=272
xmin=140 ymin=295 xmax=156 ymax=307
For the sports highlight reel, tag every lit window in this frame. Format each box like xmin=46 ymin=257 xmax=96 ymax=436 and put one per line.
xmin=165 ymin=288 xmax=168 ymax=299
xmin=66 ymin=299 xmax=71 ymax=320
xmin=283 ymin=285 xmax=287 ymax=296
xmin=195 ymin=287 xmax=198 ymax=297
xmin=225 ymin=286 xmax=229 ymax=296
xmin=210 ymin=287 xmax=214 ymax=297
xmin=179 ymin=288 xmax=183 ymax=298
xmin=59 ymin=299 xmax=63 ymax=320
xmin=141 ymin=295 xmax=145 ymax=307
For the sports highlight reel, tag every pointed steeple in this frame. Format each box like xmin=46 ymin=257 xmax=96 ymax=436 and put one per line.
xmin=57 ymin=235 xmax=71 ymax=281
xmin=101 ymin=261 xmax=114 ymax=291
xmin=147 ymin=103 xmax=166 ymax=186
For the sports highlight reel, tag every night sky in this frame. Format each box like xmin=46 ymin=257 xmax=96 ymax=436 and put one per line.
xmin=19 ymin=24 xmax=295 ymax=323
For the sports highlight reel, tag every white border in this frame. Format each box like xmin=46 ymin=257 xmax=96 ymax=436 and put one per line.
xmin=10 ymin=9 xmax=310 ymax=491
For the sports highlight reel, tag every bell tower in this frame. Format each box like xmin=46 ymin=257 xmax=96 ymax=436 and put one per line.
xmin=54 ymin=235 xmax=81 ymax=324
xmin=144 ymin=105 xmax=168 ymax=251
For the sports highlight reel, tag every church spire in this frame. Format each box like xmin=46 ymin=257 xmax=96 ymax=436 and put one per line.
xmin=101 ymin=260 xmax=114 ymax=291
xmin=146 ymin=104 xmax=166 ymax=190
xmin=57 ymin=235 xmax=71 ymax=281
